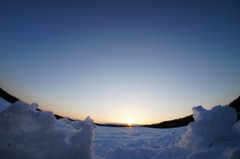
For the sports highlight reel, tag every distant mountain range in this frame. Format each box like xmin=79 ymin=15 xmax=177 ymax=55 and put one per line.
xmin=1 ymin=88 xmax=239 ymax=128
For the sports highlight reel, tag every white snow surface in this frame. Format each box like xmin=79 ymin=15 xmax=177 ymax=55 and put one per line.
xmin=93 ymin=126 xmax=186 ymax=159
xmin=0 ymin=98 xmax=239 ymax=159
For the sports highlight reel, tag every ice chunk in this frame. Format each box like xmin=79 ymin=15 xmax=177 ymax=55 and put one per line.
xmin=59 ymin=117 xmax=72 ymax=126
xmin=30 ymin=102 xmax=38 ymax=109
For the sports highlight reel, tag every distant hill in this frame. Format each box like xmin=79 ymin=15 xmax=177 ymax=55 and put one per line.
xmin=229 ymin=96 xmax=240 ymax=113
xmin=0 ymin=88 xmax=66 ymax=120
xmin=229 ymin=96 xmax=240 ymax=121
xmin=143 ymin=115 xmax=194 ymax=129
xmin=0 ymin=88 xmax=19 ymax=103
xmin=143 ymin=96 xmax=240 ymax=129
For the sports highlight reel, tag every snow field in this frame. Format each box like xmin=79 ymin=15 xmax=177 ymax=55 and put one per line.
xmin=0 ymin=98 xmax=239 ymax=159
xmin=94 ymin=105 xmax=240 ymax=159
xmin=93 ymin=126 xmax=186 ymax=158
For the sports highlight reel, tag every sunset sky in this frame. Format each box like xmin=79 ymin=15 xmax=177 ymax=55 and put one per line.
xmin=1 ymin=0 xmax=240 ymax=124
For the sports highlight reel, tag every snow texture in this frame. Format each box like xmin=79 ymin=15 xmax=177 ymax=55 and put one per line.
xmin=0 ymin=98 xmax=239 ymax=159
xmin=0 ymin=101 xmax=94 ymax=159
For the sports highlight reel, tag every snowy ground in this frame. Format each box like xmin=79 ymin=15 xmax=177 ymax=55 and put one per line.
xmin=93 ymin=126 xmax=186 ymax=158
xmin=0 ymin=97 xmax=240 ymax=159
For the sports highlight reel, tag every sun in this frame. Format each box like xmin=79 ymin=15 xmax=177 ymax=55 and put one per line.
xmin=127 ymin=121 xmax=133 ymax=127
xmin=124 ymin=118 xmax=135 ymax=127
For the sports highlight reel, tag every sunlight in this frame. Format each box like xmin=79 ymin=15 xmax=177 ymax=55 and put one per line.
xmin=127 ymin=122 xmax=133 ymax=127
xmin=124 ymin=118 xmax=135 ymax=127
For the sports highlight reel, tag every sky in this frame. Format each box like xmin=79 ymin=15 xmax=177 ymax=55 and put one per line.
xmin=1 ymin=0 xmax=240 ymax=124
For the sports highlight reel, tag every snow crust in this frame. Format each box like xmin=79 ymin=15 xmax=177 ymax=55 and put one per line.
xmin=0 ymin=98 xmax=239 ymax=159
xmin=0 ymin=101 xmax=94 ymax=159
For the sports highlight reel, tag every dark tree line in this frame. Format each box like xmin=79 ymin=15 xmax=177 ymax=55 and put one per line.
xmin=0 ymin=88 xmax=19 ymax=103
xmin=143 ymin=115 xmax=194 ymax=129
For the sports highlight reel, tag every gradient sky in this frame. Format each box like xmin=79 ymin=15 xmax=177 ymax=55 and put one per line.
xmin=1 ymin=0 xmax=240 ymax=124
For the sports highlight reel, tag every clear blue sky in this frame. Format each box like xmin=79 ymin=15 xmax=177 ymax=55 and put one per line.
xmin=1 ymin=0 xmax=240 ymax=124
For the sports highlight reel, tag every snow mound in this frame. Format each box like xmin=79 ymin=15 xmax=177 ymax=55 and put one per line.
xmin=0 ymin=101 xmax=95 ymax=159
xmin=179 ymin=105 xmax=237 ymax=149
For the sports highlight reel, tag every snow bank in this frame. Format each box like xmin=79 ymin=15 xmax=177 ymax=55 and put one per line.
xmin=177 ymin=105 xmax=239 ymax=159
xmin=179 ymin=105 xmax=237 ymax=149
xmin=0 ymin=101 xmax=95 ymax=159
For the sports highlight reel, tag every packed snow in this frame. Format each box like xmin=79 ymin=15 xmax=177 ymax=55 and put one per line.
xmin=0 ymin=98 xmax=239 ymax=159
xmin=0 ymin=100 xmax=94 ymax=159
